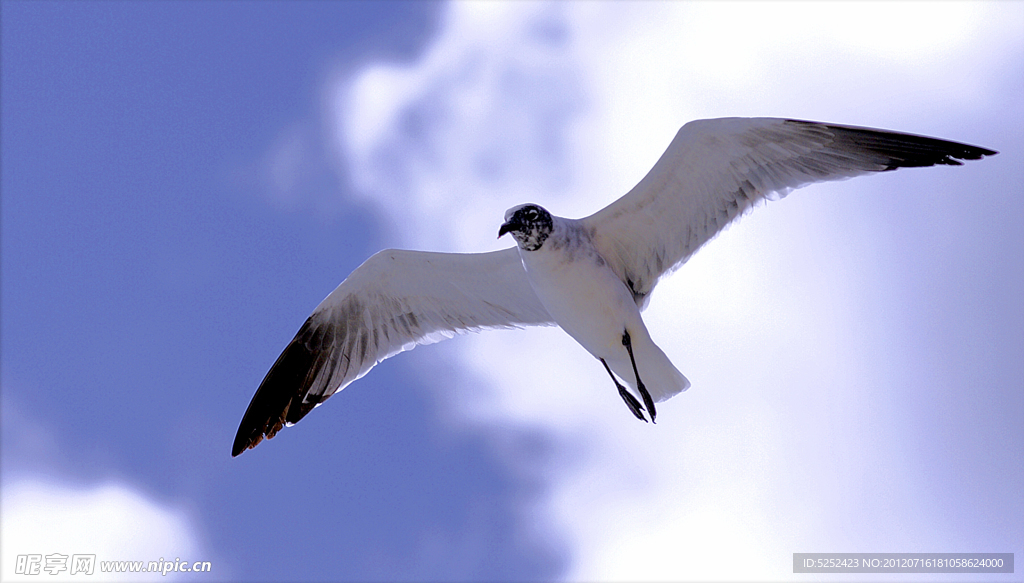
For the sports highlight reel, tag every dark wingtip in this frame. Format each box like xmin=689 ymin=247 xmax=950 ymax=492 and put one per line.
xmin=784 ymin=119 xmax=998 ymax=169
xmin=231 ymin=317 xmax=327 ymax=457
xmin=231 ymin=433 xmax=257 ymax=457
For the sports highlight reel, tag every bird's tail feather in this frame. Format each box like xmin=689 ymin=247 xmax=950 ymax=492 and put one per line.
xmin=609 ymin=338 xmax=689 ymax=403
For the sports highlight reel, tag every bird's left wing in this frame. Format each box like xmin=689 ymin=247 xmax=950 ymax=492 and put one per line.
xmin=583 ymin=117 xmax=997 ymax=306
xmin=233 ymin=247 xmax=551 ymax=456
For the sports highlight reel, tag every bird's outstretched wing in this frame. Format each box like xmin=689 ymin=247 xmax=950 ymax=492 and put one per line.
xmin=584 ymin=118 xmax=997 ymax=305
xmin=233 ymin=247 xmax=552 ymax=456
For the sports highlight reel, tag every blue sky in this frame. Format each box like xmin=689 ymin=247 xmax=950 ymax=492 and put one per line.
xmin=3 ymin=1 xmax=1022 ymax=582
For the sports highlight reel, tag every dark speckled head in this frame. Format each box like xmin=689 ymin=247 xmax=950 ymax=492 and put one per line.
xmin=498 ymin=204 xmax=554 ymax=251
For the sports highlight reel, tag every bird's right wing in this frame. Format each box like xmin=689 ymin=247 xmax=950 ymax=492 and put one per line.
xmin=233 ymin=247 xmax=551 ymax=456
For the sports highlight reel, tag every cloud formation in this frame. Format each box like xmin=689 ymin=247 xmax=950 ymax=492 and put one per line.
xmin=2 ymin=396 xmax=213 ymax=582
xmin=2 ymin=479 xmax=207 ymax=582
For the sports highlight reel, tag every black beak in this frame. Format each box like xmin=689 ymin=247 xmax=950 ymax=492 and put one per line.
xmin=497 ymin=220 xmax=514 ymax=239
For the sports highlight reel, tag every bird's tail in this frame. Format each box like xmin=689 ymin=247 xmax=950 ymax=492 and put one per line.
xmin=610 ymin=337 xmax=690 ymax=403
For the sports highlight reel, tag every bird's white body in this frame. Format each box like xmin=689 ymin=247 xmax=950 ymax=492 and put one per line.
xmin=516 ymin=217 xmax=689 ymax=403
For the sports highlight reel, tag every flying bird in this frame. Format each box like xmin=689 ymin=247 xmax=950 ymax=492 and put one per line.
xmin=233 ymin=117 xmax=996 ymax=456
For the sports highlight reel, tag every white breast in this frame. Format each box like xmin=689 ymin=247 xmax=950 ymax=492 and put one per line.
xmin=517 ymin=220 xmax=644 ymax=359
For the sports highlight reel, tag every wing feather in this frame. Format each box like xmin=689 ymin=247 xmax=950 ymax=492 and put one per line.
xmin=584 ymin=117 xmax=997 ymax=304
xmin=232 ymin=247 xmax=551 ymax=455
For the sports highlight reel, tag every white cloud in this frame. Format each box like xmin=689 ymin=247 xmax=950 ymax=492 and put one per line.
xmin=334 ymin=1 xmax=1023 ymax=580
xmin=335 ymin=1 xmax=587 ymax=250
xmin=2 ymin=479 xmax=208 ymax=582
xmin=1 ymin=399 xmax=217 ymax=582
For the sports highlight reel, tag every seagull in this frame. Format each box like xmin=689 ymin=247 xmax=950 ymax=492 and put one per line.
xmin=233 ymin=117 xmax=996 ymax=456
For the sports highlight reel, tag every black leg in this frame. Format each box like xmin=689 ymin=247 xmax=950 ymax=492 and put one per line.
xmin=622 ymin=331 xmax=657 ymax=423
xmin=601 ymin=358 xmax=647 ymax=422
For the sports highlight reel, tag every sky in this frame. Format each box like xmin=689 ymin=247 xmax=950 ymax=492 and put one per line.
xmin=1 ymin=1 xmax=1022 ymax=582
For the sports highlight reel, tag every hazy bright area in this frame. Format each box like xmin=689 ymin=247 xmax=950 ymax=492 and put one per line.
xmin=2 ymin=1 xmax=1021 ymax=581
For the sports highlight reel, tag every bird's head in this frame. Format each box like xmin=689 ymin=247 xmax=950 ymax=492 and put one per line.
xmin=498 ymin=204 xmax=553 ymax=251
